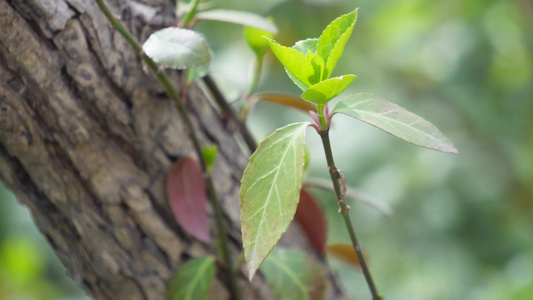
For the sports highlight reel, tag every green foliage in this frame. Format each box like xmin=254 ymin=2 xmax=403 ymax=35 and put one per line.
xmin=244 ymin=24 xmax=275 ymax=58
xmin=202 ymin=145 xmax=218 ymax=173
xmin=240 ymin=122 xmax=308 ymax=280
xmin=316 ymin=9 xmax=358 ymax=79
xmin=301 ymin=75 xmax=356 ymax=105
xmin=266 ymin=9 xmax=358 ymax=103
xmin=333 ymin=93 xmax=458 ymax=153
xmin=166 ymin=256 xmax=215 ymax=300
xmin=260 ymin=249 xmax=326 ymax=300
xmin=142 ymin=27 xmax=211 ymax=72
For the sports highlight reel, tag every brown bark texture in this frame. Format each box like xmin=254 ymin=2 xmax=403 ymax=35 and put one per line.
xmin=0 ymin=1 xmax=346 ymax=299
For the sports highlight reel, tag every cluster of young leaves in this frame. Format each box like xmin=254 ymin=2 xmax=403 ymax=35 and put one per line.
xmin=266 ymin=9 xmax=358 ymax=106
xmin=240 ymin=7 xmax=458 ymax=283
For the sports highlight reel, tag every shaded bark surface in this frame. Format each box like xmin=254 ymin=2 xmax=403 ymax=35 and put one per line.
xmin=0 ymin=1 xmax=346 ymax=299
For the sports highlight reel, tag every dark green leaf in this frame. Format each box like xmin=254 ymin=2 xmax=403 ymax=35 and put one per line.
xmin=142 ymin=27 xmax=211 ymax=70
xmin=196 ymin=9 xmax=278 ymax=33
xmin=166 ymin=256 xmax=215 ymax=300
xmin=240 ymin=122 xmax=309 ymax=280
xmin=333 ymin=93 xmax=459 ymax=153
xmin=261 ymin=249 xmax=326 ymax=300
xmin=301 ymin=75 xmax=356 ymax=105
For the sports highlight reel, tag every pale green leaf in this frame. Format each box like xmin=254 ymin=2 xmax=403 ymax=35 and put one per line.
xmin=333 ymin=93 xmax=459 ymax=153
xmin=142 ymin=27 xmax=211 ymax=70
xmin=266 ymin=38 xmax=316 ymax=89
xmin=260 ymin=249 xmax=327 ymax=300
xmin=301 ymin=75 xmax=356 ymax=105
xmin=317 ymin=9 xmax=358 ymax=79
xmin=166 ymin=256 xmax=215 ymax=300
xmin=240 ymin=122 xmax=309 ymax=280
xmin=292 ymin=38 xmax=318 ymax=55
xmin=196 ymin=9 xmax=278 ymax=33
xmin=244 ymin=25 xmax=275 ymax=58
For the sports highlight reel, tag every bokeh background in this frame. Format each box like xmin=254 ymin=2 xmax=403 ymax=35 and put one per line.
xmin=1 ymin=0 xmax=531 ymax=299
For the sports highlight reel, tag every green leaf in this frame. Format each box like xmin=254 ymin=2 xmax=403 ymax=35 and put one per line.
xmin=166 ymin=256 xmax=215 ymax=300
xmin=333 ymin=93 xmax=459 ymax=153
xmin=266 ymin=38 xmax=316 ymax=89
xmin=244 ymin=24 xmax=275 ymax=58
xmin=240 ymin=122 xmax=309 ymax=280
xmin=260 ymin=249 xmax=327 ymax=300
xmin=292 ymin=38 xmax=318 ymax=55
xmin=142 ymin=27 xmax=211 ymax=70
xmin=202 ymin=145 xmax=218 ymax=173
xmin=301 ymin=75 xmax=356 ymax=105
xmin=317 ymin=9 xmax=358 ymax=79
xmin=196 ymin=9 xmax=278 ymax=33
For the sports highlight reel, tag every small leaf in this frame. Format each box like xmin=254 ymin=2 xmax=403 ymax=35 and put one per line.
xmin=196 ymin=9 xmax=278 ymax=33
xmin=292 ymin=38 xmax=319 ymax=55
xmin=240 ymin=122 xmax=309 ymax=280
xmin=301 ymin=75 xmax=356 ymax=105
xmin=244 ymin=24 xmax=275 ymax=58
xmin=260 ymin=249 xmax=327 ymax=300
xmin=166 ymin=256 xmax=215 ymax=300
xmin=266 ymin=38 xmax=316 ymax=89
xmin=167 ymin=157 xmax=210 ymax=242
xmin=333 ymin=93 xmax=459 ymax=153
xmin=317 ymin=9 xmax=358 ymax=79
xmin=295 ymin=188 xmax=327 ymax=255
xmin=143 ymin=27 xmax=211 ymax=70
xmin=326 ymin=244 xmax=364 ymax=269
xmin=202 ymin=145 xmax=218 ymax=174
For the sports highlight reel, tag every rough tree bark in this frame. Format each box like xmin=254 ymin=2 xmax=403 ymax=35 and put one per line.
xmin=0 ymin=1 xmax=346 ymax=299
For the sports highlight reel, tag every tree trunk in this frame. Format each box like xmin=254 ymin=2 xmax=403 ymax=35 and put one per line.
xmin=0 ymin=1 xmax=345 ymax=299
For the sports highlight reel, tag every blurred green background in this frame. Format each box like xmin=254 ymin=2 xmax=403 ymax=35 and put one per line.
xmin=1 ymin=0 xmax=531 ymax=299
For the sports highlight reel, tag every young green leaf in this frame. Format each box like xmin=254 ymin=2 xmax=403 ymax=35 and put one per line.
xmin=260 ymin=248 xmax=327 ymax=300
xmin=244 ymin=25 xmax=275 ymax=58
xmin=196 ymin=9 xmax=278 ymax=33
xmin=240 ymin=122 xmax=309 ymax=280
xmin=301 ymin=75 xmax=356 ymax=105
xmin=333 ymin=93 xmax=459 ymax=153
xmin=292 ymin=38 xmax=319 ymax=55
xmin=202 ymin=145 xmax=218 ymax=174
xmin=142 ymin=27 xmax=211 ymax=70
xmin=167 ymin=157 xmax=210 ymax=242
xmin=266 ymin=38 xmax=316 ymax=89
xmin=166 ymin=256 xmax=215 ymax=300
xmin=317 ymin=9 xmax=358 ymax=79
xmin=295 ymin=189 xmax=327 ymax=255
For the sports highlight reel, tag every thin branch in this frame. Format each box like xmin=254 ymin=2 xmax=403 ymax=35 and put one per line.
xmin=94 ymin=1 xmax=241 ymax=299
xmin=203 ymin=74 xmax=257 ymax=152
xmin=318 ymin=129 xmax=383 ymax=300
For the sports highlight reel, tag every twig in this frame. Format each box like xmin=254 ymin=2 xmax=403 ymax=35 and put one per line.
xmin=94 ymin=1 xmax=241 ymax=299
xmin=318 ymin=129 xmax=383 ymax=300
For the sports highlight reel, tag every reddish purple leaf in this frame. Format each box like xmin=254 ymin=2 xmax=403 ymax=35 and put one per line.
xmin=295 ymin=188 xmax=327 ymax=255
xmin=167 ymin=157 xmax=210 ymax=242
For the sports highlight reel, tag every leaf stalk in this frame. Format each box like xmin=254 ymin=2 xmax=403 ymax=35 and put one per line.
xmin=318 ymin=129 xmax=383 ymax=300
xmin=94 ymin=1 xmax=241 ymax=299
